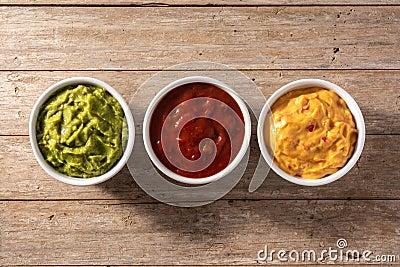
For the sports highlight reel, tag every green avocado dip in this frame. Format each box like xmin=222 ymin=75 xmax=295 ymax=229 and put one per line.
xmin=36 ymin=84 xmax=125 ymax=178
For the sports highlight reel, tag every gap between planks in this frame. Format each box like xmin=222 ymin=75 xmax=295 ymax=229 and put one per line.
xmin=1 ymin=69 xmax=400 ymax=72
xmin=1 ymin=3 xmax=400 ymax=7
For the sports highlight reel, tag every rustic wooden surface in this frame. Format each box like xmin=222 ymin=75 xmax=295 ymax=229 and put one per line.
xmin=0 ymin=1 xmax=399 ymax=266
xmin=1 ymin=7 xmax=399 ymax=70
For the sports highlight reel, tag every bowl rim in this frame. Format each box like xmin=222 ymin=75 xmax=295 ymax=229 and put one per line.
xmin=143 ymin=75 xmax=252 ymax=185
xmin=257 ymin=78 xmax=366 ymax=186
xmin=29 ymin=77 xmax=135 ymax=186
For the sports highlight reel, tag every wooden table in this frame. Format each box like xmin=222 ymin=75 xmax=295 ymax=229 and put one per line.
xmin=1 ymin=1 xmax=399 ymax=265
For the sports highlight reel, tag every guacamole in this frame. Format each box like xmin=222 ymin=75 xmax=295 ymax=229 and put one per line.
xmin=36 ymin=84 xmax=125 ymax=178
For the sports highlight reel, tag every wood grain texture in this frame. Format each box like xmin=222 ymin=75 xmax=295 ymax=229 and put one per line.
xmin=1 ymin=200 xmax=399 ymax=265
xmin=1 ymin=70 xmax=400 ymax=136
xmin=1 ymin=134 xmax=399 ymax=200
xmin=0 ymin=6 xmax=399 ymax=70
xmin=0 ymin=3 xmax=399 ymax=266
xmin=1 ymin=266 xmax=390 ymax=267
xmin=1 ymin=0 xmax=400 ymax=6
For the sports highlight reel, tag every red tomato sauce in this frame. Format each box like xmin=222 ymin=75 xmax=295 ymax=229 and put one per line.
xmin=150 ymin=82 xmax=245 ymax=178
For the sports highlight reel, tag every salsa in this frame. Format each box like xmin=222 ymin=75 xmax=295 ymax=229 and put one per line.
xmin=36 ymin=84 xmax=125 ymax=178
xmin=150 ymin=82 xmax=245 ymax=178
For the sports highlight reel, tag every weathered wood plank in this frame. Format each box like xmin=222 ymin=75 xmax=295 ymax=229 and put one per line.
xmin=0 ymin=7 xmax=399 ymax=70
xmin=0 ymin=266 xmax=391 ymax=267
xmin=1 ymin=200 xmax=399 ymax=265
xmin=1 ymin=0 xmax=400 ymax=6
xmin=1 ymin=134 xmax=399 ymax=200
xmin=0 ymin=266 xmax=390 ymax=267
xmin=0 ymin=266 xmax=393 ymax=267
xmin=1 ymin=70 xmax=399 ymax=136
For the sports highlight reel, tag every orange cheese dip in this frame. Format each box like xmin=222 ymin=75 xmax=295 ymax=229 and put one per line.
xmin=269 ymin=88 xmax=358 ymax=179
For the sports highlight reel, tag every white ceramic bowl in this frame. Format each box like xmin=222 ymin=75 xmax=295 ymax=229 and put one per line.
xmin=143 ymin=76 xmax=251 ymax=185
xmin=29 ymin=77 xmax=135 ymax=186
xmin=258 ymin=79 xmax=365 ymax=186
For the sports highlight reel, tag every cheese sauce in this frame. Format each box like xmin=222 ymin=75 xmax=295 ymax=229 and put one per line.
xmin=269 ymin=88 xmax=358 ymax=179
